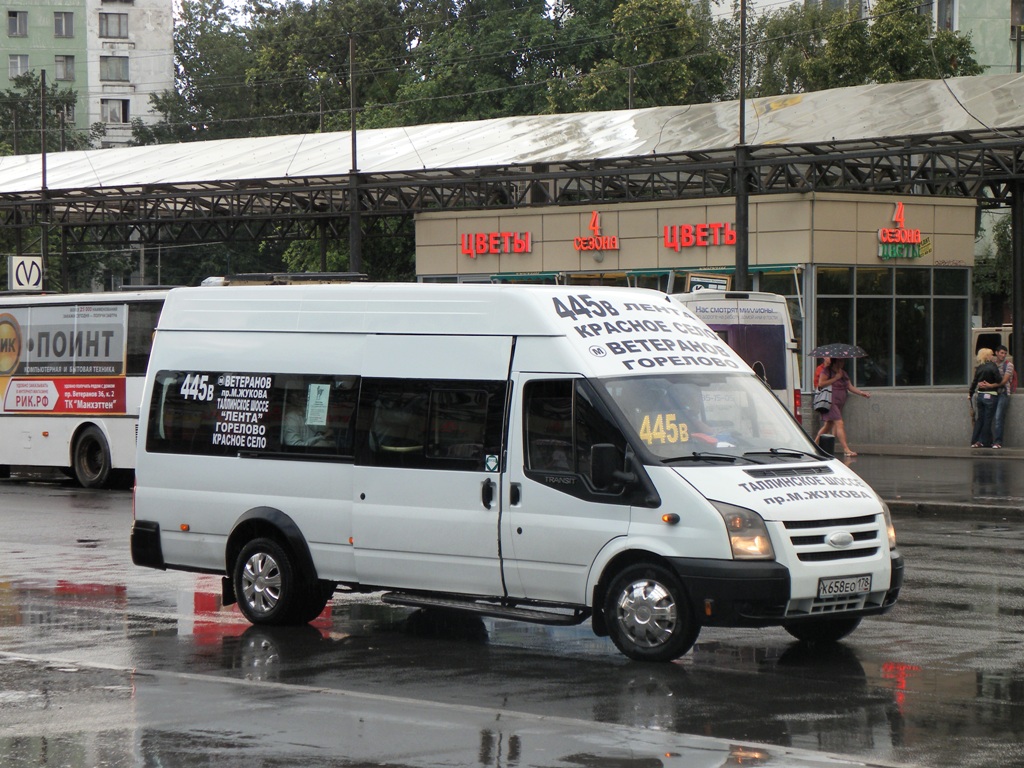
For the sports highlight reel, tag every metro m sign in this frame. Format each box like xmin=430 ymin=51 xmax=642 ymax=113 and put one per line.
xmin=9 ymin=256 xmax=44 ymax=292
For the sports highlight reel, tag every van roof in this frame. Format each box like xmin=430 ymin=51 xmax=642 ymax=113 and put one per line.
xmin=156 ymin=283 xmax=752 ymax=379
xmin=157 ymin=283 xmax=676 ymax=337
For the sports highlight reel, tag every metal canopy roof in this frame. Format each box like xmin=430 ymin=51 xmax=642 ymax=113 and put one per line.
xmin=1 ymin=73 xmax=1022 ymax=246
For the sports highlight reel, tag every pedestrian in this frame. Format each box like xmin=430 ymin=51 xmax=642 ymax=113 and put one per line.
xmin=991 ymin=344 xmax=1015 ymax=449
xmin=815 ymin=357 xmax=871 ymax=456
xmin=969 ymin=348 xmax=1002 ymax=448
xmin=814 ymin=356 xmax=831 ymax=389
xmin=813 ymin=356 xmax=834 ymax=445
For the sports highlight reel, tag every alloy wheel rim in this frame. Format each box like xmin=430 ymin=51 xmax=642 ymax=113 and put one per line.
xmin=242 ymin=552 xmax=282 ymax=614
xmin=615 ymin=578 xmax=677 ymax=648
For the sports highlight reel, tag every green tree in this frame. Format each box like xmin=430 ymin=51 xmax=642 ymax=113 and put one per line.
xmin=242 ymin=0 xmax=406 ymax=135
xmin=748 ymin=0 xmax=982 ymax=97
xmin=867 ymin=0 xmax=983 ymax=82
xmin=0 ymin=73 xmax=91 ymax=154
xmin=134 ymin=0 xmax=255 ymax=144
xmin=749 ymin=4 xmax=868 ymax=96
xmin=974 ymin=215 xmax=1012 ymax=326
xmin=280 ymin=217 xmax=415 ymax=281
xmin=548 ymin=0 xmax=704 ymax=112
xmin=371 ymin=0 xmax=557 ymax=127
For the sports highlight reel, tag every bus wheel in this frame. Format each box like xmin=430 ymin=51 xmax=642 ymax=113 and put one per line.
xmin=234 ymin=538 xmax=313 ymax=626
xmin=73 ymin=426 xmax=112 ymax=488
xmin=784 ymin=616 xmax=861 ymax=644
xmin=605 ymin=563 xmax=699 ymax=662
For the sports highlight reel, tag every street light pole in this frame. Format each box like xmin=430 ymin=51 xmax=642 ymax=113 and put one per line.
xmin=734 ymin=0 xmax=749 ymax=292
xmin=348 ymin=33 xmax=362 ymax=275
xmin=40 ymin=70 xmax=50 ymax=291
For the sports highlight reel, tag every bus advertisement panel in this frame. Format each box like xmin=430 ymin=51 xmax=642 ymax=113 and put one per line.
xmin=0 ymin=304 xmax=128 ymax=416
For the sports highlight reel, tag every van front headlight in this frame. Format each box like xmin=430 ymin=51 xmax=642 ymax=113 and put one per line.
xmin=881 ymin=502 xmax=897 ymax=549
xmin=712 ymin=501 xmax=775 ymax=560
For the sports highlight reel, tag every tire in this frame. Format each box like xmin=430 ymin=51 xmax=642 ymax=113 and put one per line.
xmin=233 ymin=538 xmax=329 ymax=626
xmin=72 ymin=426 xmax=112 ymax=488
xmin=604 ymin=563 xmax=699 ymax=662
xmin=293 ymin=580 xmax=335 ymax=624
xmin=784 ymin=616 xmax=862 ymax=644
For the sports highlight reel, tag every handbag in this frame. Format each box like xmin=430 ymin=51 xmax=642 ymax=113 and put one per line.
xmin=813 ymin=385 xmax=833 ymax=413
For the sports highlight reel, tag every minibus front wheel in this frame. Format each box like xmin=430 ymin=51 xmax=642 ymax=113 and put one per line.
xmin=233 ymin=537 xmax=331 ymax=626
xmin=605 ymin=563 xmax=699 ymax=662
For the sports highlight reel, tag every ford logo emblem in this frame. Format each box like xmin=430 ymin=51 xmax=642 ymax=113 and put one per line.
xmin=828 ymin=531 xmax=855 ymax=548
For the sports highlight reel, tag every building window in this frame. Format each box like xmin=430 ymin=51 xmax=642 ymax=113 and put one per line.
xmin=7 ymin=11 xmax=27 ymax=37
xmin=919 ymin=0 xmax=955 ymax=30
xmin=8 ymin=54 xmax=29 ymax=79
xmin=59 ymin=104 xmax=76 ymax=123
xmin=54 ymin=11 xmax=74 ymax=37
xmin=1013 ymin=0 xmax=1023 ymax=36
xmin=55 ymin=55 xmax=75 ymax=81
xmin=101 ymin=99 xmax=130 ymax=123
xmin=816 ymin=266 xmax=969 ymax=387
xmin=100 ymin=56 xmax=129 ymax=81
xmin=99 ymin=12 xmax=129 ymax=38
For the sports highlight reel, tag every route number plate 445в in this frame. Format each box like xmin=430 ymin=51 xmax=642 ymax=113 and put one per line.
xmin=818 ymin=574 xmax=871 ymax=599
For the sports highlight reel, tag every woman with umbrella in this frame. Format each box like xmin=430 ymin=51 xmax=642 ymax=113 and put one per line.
xmin=812 ymin=344 xmax=872 ymax=456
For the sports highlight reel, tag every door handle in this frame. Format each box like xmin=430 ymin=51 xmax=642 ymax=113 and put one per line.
xmin=510 ymin=482 xmax=521 ymax=505
xmin=481 ymin=478 xmax=495 ymax=509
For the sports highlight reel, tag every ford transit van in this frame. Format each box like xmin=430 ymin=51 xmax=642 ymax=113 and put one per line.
xmin=130 ymin=284 xmax=902 ymax=662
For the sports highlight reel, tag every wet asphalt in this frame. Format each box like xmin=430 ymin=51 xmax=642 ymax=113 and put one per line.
xmin=831 ymin=444 xmax=1024 ymax=518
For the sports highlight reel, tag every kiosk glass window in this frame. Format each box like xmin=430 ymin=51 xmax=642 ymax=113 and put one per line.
xmin=855 ymin=297 xmax=892 ymax=386
xmin=816 ymin=266 xmax=968 ymax=387
xmin=816 ymin=267 xmax=852 ymax=294
xmin=933 ymin=298 xmax=968 ymax=384
xmin=895 ymin=298 xmax=929 ymax=386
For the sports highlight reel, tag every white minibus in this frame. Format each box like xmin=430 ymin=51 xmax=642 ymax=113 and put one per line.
xmin=130 ymin=284 xmax=903 ymax=662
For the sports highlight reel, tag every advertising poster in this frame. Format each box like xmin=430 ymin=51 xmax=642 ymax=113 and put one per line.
xmin=0 ymin=305 xmax=128 ymax=415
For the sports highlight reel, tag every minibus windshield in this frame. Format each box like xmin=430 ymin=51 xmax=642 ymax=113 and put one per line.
xmin=600 ymin=372 xmax=819 ymax=462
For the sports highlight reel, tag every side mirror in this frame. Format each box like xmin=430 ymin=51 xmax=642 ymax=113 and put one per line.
xmin=591 ymin=443 xmax=634 ymax=490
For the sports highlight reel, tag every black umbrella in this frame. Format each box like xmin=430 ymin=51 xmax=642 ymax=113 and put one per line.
xmin=808 ymin=343 xmax=868 ymax=358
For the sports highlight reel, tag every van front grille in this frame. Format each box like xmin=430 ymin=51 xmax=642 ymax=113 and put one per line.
xmin=781 ymin=514 xmax=882 ymax=562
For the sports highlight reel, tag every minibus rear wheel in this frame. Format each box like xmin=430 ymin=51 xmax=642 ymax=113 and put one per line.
xmin=784 ymin=616 xmax=861 ymax=644
xmin=234 ymin=537 xmax=326 ymax=625
xmin=605 ymin=563 xmax=699 ymax=662
xmin=72 ymin=426 xmax=111 ymax=488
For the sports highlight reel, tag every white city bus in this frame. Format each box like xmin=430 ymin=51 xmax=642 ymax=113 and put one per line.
xmin=0 ymin=290 xmax=165 ymax=487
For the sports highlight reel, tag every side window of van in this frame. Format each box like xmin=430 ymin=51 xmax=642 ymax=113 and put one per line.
xmin=524 ymin=379 xmax=627 ymax=492
xmin=145 ymin=370 xmax=359 ymax=460
xmin=356 ymin=378 xmax=506 ymax=471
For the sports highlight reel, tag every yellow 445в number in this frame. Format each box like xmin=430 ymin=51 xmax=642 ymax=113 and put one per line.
xmin=639 ymin=413 xmax=690 ymax=445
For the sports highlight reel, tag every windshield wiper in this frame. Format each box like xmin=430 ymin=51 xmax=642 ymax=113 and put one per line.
xmin=743 ymin=448 xmax=823 ymax=461
xmin=663 ymin=452 xmax=762 ymax=465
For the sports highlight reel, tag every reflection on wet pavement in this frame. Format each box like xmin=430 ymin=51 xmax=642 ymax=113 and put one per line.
xmin=1 ymin=562 xmax=1023 ymax=768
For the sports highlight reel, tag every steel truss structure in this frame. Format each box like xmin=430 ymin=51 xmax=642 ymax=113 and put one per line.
xmin=0 ymin=126 xmax=1020 ymax=249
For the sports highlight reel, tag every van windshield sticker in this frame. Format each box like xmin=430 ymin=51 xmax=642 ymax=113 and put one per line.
xmin=547 ymin=293 xmax=745 ymax=375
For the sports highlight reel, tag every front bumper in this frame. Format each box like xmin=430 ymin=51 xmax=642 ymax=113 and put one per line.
xmin=669 ymin=552 xmax=904 ymax=628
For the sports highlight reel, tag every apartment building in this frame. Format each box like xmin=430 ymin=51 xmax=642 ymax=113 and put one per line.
xmin=3 ymin=0 xmax=173 ymax=147
xmin=950 ymin=0 xmax=1024 ymax=74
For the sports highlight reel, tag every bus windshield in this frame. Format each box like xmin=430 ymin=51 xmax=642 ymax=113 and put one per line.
xmin=600 ymin=372 xmax=819 ymax=462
